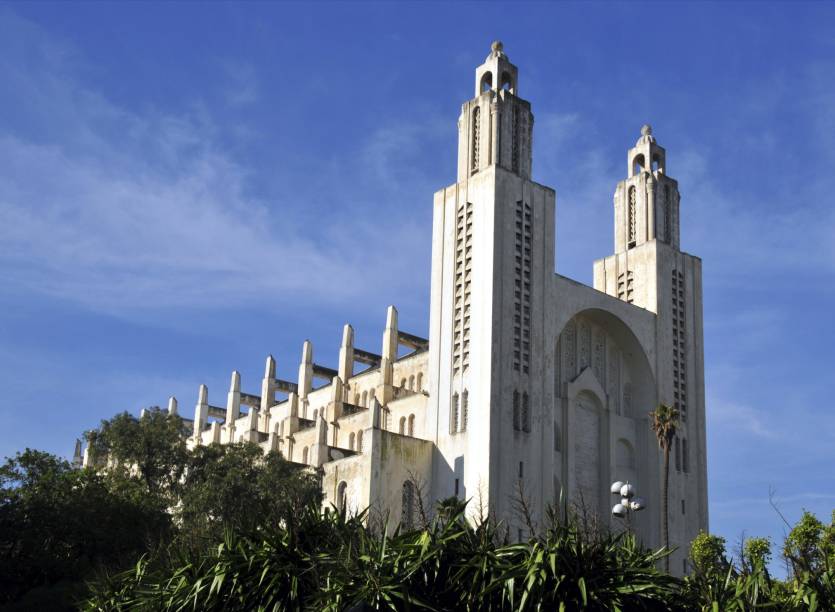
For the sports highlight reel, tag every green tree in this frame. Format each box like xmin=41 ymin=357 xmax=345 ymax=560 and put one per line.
xmin=177 ymin=442 xmax=322 ymax=547
xmin=0 ymin=449 xmax=169 ymax=608
xmin=743 ymin=536 xmax=772 ymax=575
xmin=783 ymin=510 xmax=835 ymax=610
xmin=649 ymin=403 xmax=679 ymax=572
xmin=689 ymin=531 xmax=728 ymax=578
xmin=89 ymin=407 xmax=187 ymax=499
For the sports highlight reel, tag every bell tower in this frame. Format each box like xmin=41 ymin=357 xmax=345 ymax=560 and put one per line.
xmin=457 ymin=40 xmax=533 ymax=181
xmin=594 ymin=127 xmax=708 ymax=560
xmin=613 ymin=125 xmax=681 ymax=256
xmin=427 ymin=42 xmax=556 ymax=526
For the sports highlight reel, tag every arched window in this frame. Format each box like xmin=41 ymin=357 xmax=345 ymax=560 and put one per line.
xmin=383 ymin=408 xmax=390 ymax=431
xmin=500 ymin=71 xmax=513 ymax=92
xmin=461 ymin=390 xmax=468 ymax=432
xmin=408 ymin=375 xmax=414 ymax=390
xmin=554 ymin=421 xmax=561 ymax=452
xmin=402 ymin=481 xmax=416 ymax=529
xmin=664 ymin=185 xmax=672 ymax=243
xmin=399 ymin=416 xmax=406 ymax=435
xmin=632 ymin=154 xmax=645 ymax=176
xmin=349 ymin=432 xmax=355 ymax=450
xmin=416 ymin=372 xmax=423 ymax=392
xmin=513 ymin=390 xmax=520 ymax=431
xmin=361 ymin=391 xmax=368 ymax=407
xmin=480 ymin=71 xmax=492 ymax=93
xmin=312 ymin=409 xmax=318 ymax=421
xmin=288 ymin=439 xmax=294 ymax=461
xmin=451 ymin=392 xmax=460 ymax=434
xmin=337 ymin=481 xmax=348 ymax=513
xmin=407 ymin=414 xmax=415 ymax=436
xmin=302 ymin=446 xmax=308 ymax=465
xmin=354 ymin=393 xmax=360 ymax=406
xmin=628 ymin=186 xmax=637 ymax=247
xmin=356 ymin=429 xmax=364 ymax=453
xmin=522 ymin=392 xmax=530 ymax=432
xmin=400 ymin=378 xmax=407 ymax=388
xmin=471 ymin=106 xmax=481 ymax=174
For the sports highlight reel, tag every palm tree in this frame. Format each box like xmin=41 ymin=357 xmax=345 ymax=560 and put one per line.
xmin=650 ymin=403 xmax=679 ymax=572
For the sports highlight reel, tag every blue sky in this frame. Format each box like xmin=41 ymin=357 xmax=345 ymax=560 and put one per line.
xmin=1 ymin=2 xmax=833 ymax=572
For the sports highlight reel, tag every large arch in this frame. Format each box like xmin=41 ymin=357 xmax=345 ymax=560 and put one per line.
xmin=553 ymin=308 xmax=657 ymax=537
xmin=555 ymin=308 xmax=655 ymax=418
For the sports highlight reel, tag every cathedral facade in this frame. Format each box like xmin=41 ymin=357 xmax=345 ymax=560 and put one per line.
xmin=100 ymin=43 xmax=707 ymax=574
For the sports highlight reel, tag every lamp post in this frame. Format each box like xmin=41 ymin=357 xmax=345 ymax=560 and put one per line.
xmin=611 ymin=480 xmax=645 ymax=533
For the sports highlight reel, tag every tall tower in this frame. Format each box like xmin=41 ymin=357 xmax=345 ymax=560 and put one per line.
xmin=594 ymin=126 xmax=708 ymax=571
xmin=427 ymin=42 xmax=556 ymax=527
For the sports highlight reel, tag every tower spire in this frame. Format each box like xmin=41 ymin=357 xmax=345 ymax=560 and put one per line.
xmin=457 ymin=42 xmax=533 ymax=181
xmin=612 ymin=125 xmax=680 ymax=254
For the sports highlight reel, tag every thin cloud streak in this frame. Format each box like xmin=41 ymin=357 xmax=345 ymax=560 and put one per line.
xmin=0 ymin=17 xmax=438 ymax=318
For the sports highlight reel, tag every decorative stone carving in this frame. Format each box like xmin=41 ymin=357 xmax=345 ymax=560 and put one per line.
xmin=579 ymin=321 xmax=591 ymax=370
xmin=563 ymin=321 xmax=576 ymax=380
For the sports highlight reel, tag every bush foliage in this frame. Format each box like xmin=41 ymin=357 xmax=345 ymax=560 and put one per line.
xmin=1 ymin=409 xmax=833 ymax=610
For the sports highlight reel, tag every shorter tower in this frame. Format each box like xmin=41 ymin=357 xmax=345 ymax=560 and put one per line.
xmin=594 ymin=126 xmax=707 ymax=574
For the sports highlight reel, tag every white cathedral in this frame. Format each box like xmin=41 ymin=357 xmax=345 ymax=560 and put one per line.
xmin=87 ymin=42 xmax=708 ymax=574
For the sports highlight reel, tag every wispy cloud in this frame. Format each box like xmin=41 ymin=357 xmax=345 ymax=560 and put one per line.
xmin=220 ymin=60 xmax=260 ymax=107
xmin=708 ymin=398 xmax=777 ymax=439
xmin=0 ymin=13 xmax=440 ymax=318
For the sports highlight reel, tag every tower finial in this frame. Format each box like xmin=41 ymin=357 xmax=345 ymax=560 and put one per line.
xmin=641 ymin=123 xmax=652 ymax=137
xmin=491 ymin=40 xmax=503 ymax=55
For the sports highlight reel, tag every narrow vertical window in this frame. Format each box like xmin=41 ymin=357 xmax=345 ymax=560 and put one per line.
xmin=349 ymin=432 xmax=355 ymax=450
xmin=471 ymin=106 xmax=481 ymax=174
xmin=356 ymin=430 xmax=363 ymax=453
xmin=399 ymin=416 xmax=406 ymax=435
xmin=408 ymin=414 xmax=415 ymax=436
xmin=628 ymin=186 xmax=637 ymax=247
xmin=522 ymin=392 xmax=530 ymax=433
xmin=513 ymin=390 xmax=520 ymax=431
xmin=302 ymin=446 xmax=308 ymax=465
xmin=402 ymin=481 xmax=416 ymax=529
xmin=337 ymin=481 xmax=348 ymax=512
xmin=675 ymin=436 xmax=681 ymax=472
xmin=512 ymin=105 xmax=520 ymax=173
xmin=461 ymin=390 xmax=468 ymax=432
xmin=664 ymin=185 xmax=672 ymax=243
xmin=683 ymin=438 xmax=689 ymax=473
xmin=451 ymin=392 xmax=460 ymax=434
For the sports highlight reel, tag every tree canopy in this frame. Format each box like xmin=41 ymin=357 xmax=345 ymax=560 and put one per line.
xmin=1 ymin=408 xmax=833 ymax=610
